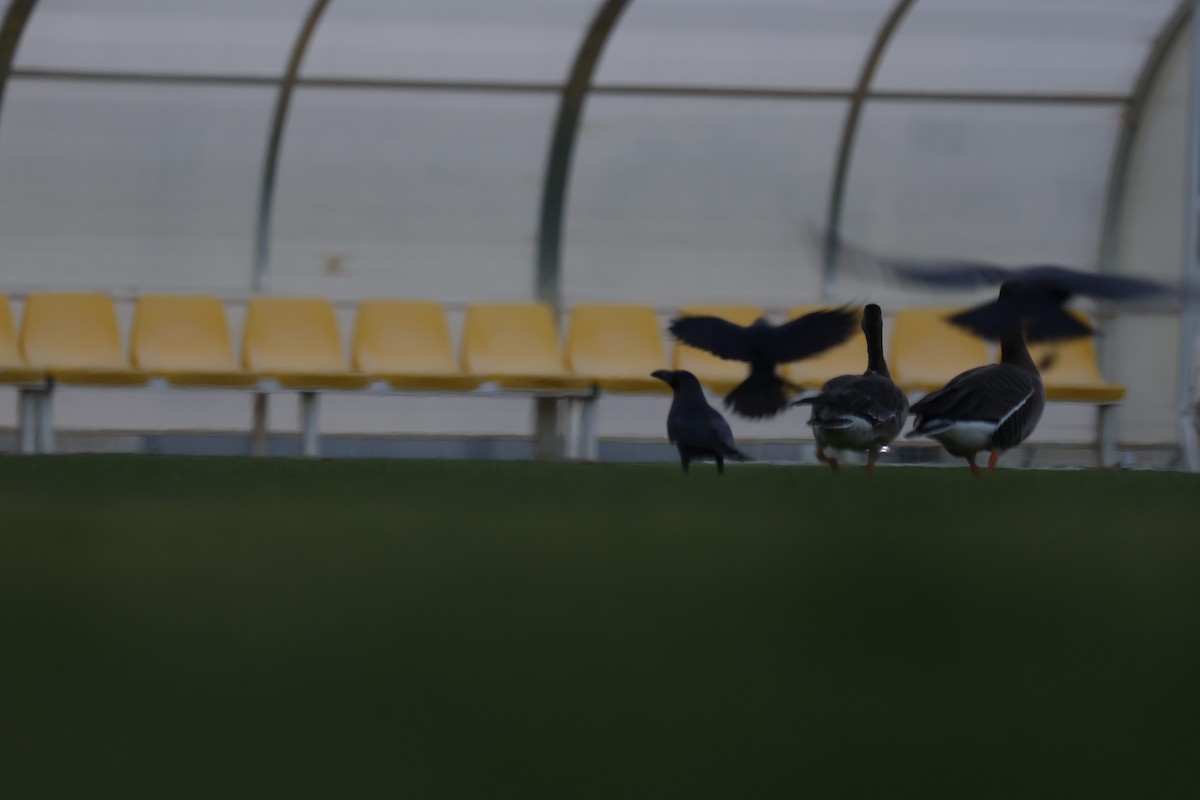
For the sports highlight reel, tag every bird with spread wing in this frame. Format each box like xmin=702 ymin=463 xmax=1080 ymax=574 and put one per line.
xmin=824 ymin=232 xmax=1183 ymax=341
xmin=667 ymin=308 xmax=859 ymax=420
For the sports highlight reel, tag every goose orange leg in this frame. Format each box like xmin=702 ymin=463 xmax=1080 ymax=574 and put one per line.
xmin=987 ymin=450 xmax=1001 ymax=473
xmin=866 ymin=447 xmax=880 ymax=476
xmin=816 ymin=446 xmax=841 ymax=474
xmin=966 ymin=454 xmax=981 ymax=477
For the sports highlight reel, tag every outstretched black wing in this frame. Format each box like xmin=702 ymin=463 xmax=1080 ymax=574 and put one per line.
xmin=770 ymin=307 xmax=858 ymax=363
xmin=830 ymin=232 xmax=1178 ymax=303
xmin=1020 ymin=266 xmax=1175 ymax=303
xmin=668 ymin=316 xmax=755 ymax=362
xmin=947 ymin=299 xmax=1094 ymax=343
xmin=827 ymin=232 xmax=1019 ymax=289
xmin=877 ymin=257 xmax=1018 ymax=290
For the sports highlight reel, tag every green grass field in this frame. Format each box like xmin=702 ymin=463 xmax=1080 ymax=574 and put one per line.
xmin=1 ymin=455 xmax=1198 ymax=798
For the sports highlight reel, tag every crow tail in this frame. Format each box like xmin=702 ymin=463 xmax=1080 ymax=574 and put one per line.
xmin=724 ymin=366 xmax=791 ymax=420
xmin=722 ymin=446 xmax=754 ymax=462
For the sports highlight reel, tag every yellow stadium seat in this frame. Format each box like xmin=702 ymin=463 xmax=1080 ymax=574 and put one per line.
xmin=131 ymin=295 xmax=257 ymax=387
xmin=461 ymin=303 xmax=591 ymax=390
xmin=19 ymin=293 xmax=147 ymax=385
xmin=242 ymin=297 xmax=369 ymax=389
xmin=565 ymin=304 xmax=668 ymax=393
xmin=1022 ymin=314 xmax=1126 ymax=404
xmin=1 ymin=296 xmax=42 ymax=384
xmin=671 ymin=305 xmax=762 ymax=394
xmin=351 ymin=300 xmax=479 ymax=391
xmin=889 ymin=307 xmax=989 ymax=394
xmin=784 ymin=305 xmax=868 ymax=390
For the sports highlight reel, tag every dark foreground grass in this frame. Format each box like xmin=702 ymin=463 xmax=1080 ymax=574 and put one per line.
xmin=0 ymin=455 xmax=1198 ymax=798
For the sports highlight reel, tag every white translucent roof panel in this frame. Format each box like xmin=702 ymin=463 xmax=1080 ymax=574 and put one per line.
xmin=838 ymin=101 xmax=1122 ymax=302
xmin=875 ymin=0 xmax=1179 ymax=96
xmin=563 ymin=96 xmax=846 ymax=307
xmin=0 ymin=80 xmax=273 ymax=291
xmin=269 ymin=89 xmax=556 ymax=301
xmin=14 ymin=0 xmax=314 ymax=76
xmin=301 ymin=0 xmax=598 ymax=83
xmin=594 ymin=0 xmax=895 ymax=90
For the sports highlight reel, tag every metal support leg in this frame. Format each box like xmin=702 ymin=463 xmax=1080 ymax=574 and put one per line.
xmin=1178 ymin=2 xmax=1200 ymax=471
xmin=252 ymin=393 xmax=269 ymax=456
xmin=17 ymin=389 xmax=37 ymax=454
xmin=534 ymin=397 xmax=559 ymax=460
xmin=36 ymin=387 xmax=54 ymax=454
xmin=299 ymin=391 xmax=320 ymax=458
xmin=562 ymin=398 xmax=578 ymax=460
xmin=1096 ymin=404 xmax=1118 ymax=468
xmin=580 ymin=393 xmax=599 ymax=462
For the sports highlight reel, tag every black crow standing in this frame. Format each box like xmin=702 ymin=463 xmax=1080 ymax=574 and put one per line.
xmin=668 ymin=308 xmax=858 ymax=420
xmin=651 ymin=369 xmax=750 ymax=474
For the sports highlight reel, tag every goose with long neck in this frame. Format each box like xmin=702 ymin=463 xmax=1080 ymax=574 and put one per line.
xmin=795 ymin=304 xmax=909 ymax=474
xmin=906 ymin=281 xmax=1046 ymax=475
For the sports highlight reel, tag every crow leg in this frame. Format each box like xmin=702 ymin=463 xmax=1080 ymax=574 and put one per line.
xmin=716 ymin=454 xmax=725 ymax=475
xmin=678 ymin=447 xmax=690 ymax=474
xmin=987 ymin=450 xmax=1000 ymax=473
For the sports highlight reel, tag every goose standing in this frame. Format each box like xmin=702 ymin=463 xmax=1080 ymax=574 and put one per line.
xmin=795 ymin=304 xmax=908 ymax=474
xmin=906 ymin=282 xmax=1046 ymax=475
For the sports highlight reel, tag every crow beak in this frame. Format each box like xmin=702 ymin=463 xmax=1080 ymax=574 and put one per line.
xmin=650 ymin=369 xmax=673 ymax=385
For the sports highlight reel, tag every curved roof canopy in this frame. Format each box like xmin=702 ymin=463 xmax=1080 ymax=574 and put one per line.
xmin=0 ymin=0 xmax=1188 ymax=303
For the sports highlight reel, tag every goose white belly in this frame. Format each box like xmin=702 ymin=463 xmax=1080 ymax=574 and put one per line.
xmin=813 ymin=415 xmax=878 ymax=450
xmin=926 ymin=420 xmax=997 ymax=456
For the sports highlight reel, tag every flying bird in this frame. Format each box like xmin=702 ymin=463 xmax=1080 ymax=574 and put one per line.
xmin=651 ymin=369 xmax=751 ymax=475
xmin=825 ymin=232 xmax=1181 ymax=333
xmin=906 ymin=281 xmax=1046 ymax=475
xmin=668 ymin=307 xmax=859 ymax=420
xmin=794 ymin=304 xmax=909 ymax=474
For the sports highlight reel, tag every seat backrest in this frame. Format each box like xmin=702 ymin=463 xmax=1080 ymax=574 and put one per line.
xmin=462 ymin=303 xmax=564 ymax=375
xmin=0 ymin=295 xmax=22 ymax=367
xmin=1024 ymin=313 xmax=1109 ymax=385
xmin=784 ymin=305 xmax=869 ymax=387
xmin=889 ymin=307 xmax=989 ymax=391
xmin=352 ymin=300 xmax=458 ymax=374
xmin=243 ymin=297 xmax=349 ymax=372
xmin=20 ymin=292 xmax=128 ymax=370
xmin=565 ymin=304 xmax=665 ymax=377
xmin=131 ymin=294 xmax=238 ymax=372
xmin=671 ymin=305 xmax=763 ymax=382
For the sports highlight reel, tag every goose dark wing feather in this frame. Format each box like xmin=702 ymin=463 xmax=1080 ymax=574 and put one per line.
xmin=808 ymin=374 xmax=907 ymax=426
xmin=668 ymin=316 xmax=753 ymax=362
xmin=992 ymin=384 xmax=1045 ymax=451
xmin=911 ymin=364 xmax=1039 ymax=423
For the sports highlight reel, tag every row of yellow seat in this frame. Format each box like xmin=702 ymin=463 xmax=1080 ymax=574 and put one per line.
xmin=1 ymin=293 xmax=1123 ymax=401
